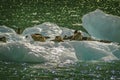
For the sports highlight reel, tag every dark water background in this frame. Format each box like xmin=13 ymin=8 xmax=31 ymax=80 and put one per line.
xmin=0 ymin=0 xmax=120 ymax=31
xmin=0 ymin=0 xmax=120 ymax=80
xmin=0 ymin=61 xmax=120 ymax=80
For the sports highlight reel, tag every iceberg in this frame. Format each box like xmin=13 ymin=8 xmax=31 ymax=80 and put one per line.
xmin=0 ymin=26 xmax=16 ymax=34
xmin=70 ymin=41 xmax=119 ymax=61
xmin=0 ymin=41 xmax=77 ymax=63
xmin=82 ymin=9 xmax=120 ymax=43
xmin=0 ymin=22 xmax=120 ymax=64
xmin=22 ymin=22 xmax=62 ymax=39
xmin=0 ymin=26 xmax=24 ymax=42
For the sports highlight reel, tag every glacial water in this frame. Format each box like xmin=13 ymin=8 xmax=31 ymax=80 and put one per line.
xmin=0 ymin=0 xmax=120 ymax=80
xmin=0 ymin=60 xmax=120 ymax=80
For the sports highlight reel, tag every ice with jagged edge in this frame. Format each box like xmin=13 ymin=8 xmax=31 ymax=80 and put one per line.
xmin=0 ymin=22 xmax=120 ymax=65
xmin=82 ymin=9 xmax=120 ymax=43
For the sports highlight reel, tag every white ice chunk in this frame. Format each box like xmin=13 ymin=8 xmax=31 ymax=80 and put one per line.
xmin=0 ymin=25 xmax=16 ymax=34
xmin=82 ymin=9 xmax=120 ymax=43
xmin=0 ymin=26 xmax=23 ymax=42
xmin=0 ymin=41 xmax=77 ymax=63
xmin=22 ymin=22 xmax=62 ymax=39
xmin=70 ymin=41 xmax=119 ymax=61
xmin=0 ymin=22 xmax=120 ymax=64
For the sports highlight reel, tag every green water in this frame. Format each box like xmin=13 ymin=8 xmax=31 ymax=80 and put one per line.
xmin=0 ymin=0 xmax=120 ymax=80
xmin=0 ymin=61 xmax=120 ymax=80
xmin=0 ymin=0 xmax=120 ymax=31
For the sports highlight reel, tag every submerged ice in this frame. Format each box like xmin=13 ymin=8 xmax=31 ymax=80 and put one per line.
xmin=82 ymin=9 xmax=120 ymax=43
xmin=1 ymin=11 xmax=120 ymax=64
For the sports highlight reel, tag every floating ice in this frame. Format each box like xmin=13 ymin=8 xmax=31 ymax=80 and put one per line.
xmin=22 ymin=22 xmax=62 ymax=39
xmin=0 ymin=26 xmax=24 ymax=42
xmin=0 ymin=26 xmax=16 ymax=34
xmin=70 ymin=41 xmax=119 ymax=61
xmin=0 ymin=42 xmax=77 ymax=63
xmin=0 ymin=22 xmax=120 ymax=64
xmin=0 ymin=42 xmax=46 ymax=63
xmin=82 ymin=9 xmax=120 ymax=43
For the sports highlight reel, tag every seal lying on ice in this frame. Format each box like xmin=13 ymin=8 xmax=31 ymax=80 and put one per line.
xmin=31 ymin=34 xmax=46 ymax=42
